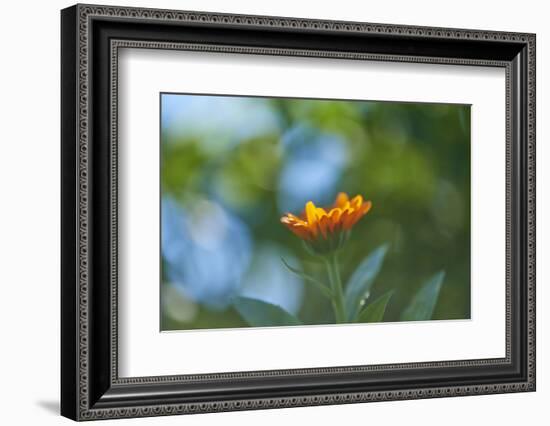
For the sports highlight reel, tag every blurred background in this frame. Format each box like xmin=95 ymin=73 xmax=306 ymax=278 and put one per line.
xmin=160 ymin=93 xmax=470 ymax=330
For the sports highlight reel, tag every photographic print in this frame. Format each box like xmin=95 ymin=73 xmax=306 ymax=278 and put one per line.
xmin=160 ymin=93 xmax=471 ymax=331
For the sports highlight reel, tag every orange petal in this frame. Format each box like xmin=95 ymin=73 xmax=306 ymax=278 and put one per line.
xmin=281 ymin=216 xmax=310 ymax=239
xmin=356 ymin=201 xmax=372 ymax=220
xmin=305 ymin=201 xmax=318 ymax=225
xmin=318 ymin=215 xmax=331 ymax=238
xmin=340 ymin=208 xmax=355 ymax=230
xmin=290 ymin=223 xmax=312 ymax=240
xmin=361 ymin=200 xmax=372 ymax=215
xmin=350 ymin=195 xmax=363 ymax=209
xmin=334 ymin=192 xmax=349 ymax=208
xmin=287 ymin=213 xmax=308 ymax=226
xmin=310 ymin=221 xmax=319 ymax=237
xmin=328 ymin=208 xmax=342 ymax=231
xmin=315 ymin=207 xmax=329 ymax=237
xmin=281 ymin=216 xmax=294 ymax=225
xmin=281 ymin=215 xmax=298 ymax=226
xmin=281 ymin=216 xmax=302 ymax=231
xmin=281 ymin=217 xmax=297 ymax=230
xmin=315 ymin=207 xmax=328 ymax=218
xmin=347 ymin=201 xmax=372 ymax=228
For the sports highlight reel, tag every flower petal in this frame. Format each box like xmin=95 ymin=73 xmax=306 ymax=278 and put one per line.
xmin=305 ymin=201 xmax=318 ymax=225
xmin=318 ymin=215 xmax=331 ymax=238
xmin=287 ymin=213 xmax=308 ymax=226
xmin=334 ymin=192 xmax=349 ymax=208
xmin=350 ymin=195 xmax=363 ymax=209
xmin=288 ymin=223 xmax=311 ymax=240
xmin=281 ymin=217 xmax=297 ymax=230
xmin=340 ymin=208 xmax=355 ymax=230
xmin=347 ymin=200 xmax=372 ymax=228
xmin=281 ymin=216 xmax=295 ymax=225
xmin=316 ymin=207 xmax=328 ymax=219
xmin=361 ymin=200 xmax=372 ymax=215
xmin=328 ymin=208 xmax=342 ymax=231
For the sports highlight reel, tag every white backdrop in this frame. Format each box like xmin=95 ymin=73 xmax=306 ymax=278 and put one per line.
xmin=0 ymin=0 xmax=547 ymax=425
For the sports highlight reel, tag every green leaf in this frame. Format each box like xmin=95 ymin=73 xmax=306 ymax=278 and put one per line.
xmin=357 ymin=291 xmax=394 ymax=323
xmin=400 ymin=271 xmax=445 ymax=321
xmin=233 ymin=297 xmax=302 ymax=327
xmin=281 ymin=258 xmax=333 ymax=298
xmin=344 ymin=244 xmax=389 ymax=320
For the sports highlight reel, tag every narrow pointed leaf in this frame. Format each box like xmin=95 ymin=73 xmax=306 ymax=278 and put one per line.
xmin=281 ymin=258 xmax=332 ymax=298
xmin=400 ymin=271 xmax=445 ymax=321
xmin=344 ymin=244 xmax=389 ymax=320
xmin=233 ymin=297 xmax=302 ymax=327
xmin=357 ymin=291 xmax=394 ymax=323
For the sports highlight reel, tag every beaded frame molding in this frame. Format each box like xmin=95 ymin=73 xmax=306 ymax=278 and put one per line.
xmin=61 ymin=3 xmax=536 ymax=421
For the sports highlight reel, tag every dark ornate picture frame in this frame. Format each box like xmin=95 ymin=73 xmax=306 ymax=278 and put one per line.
xmin=61 ymin=4 xmax=536 ymax=421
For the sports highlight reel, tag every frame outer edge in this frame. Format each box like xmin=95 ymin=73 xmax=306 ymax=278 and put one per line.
xmin=66 ymin=4 xmax=536 ymax=421
xmin=60 ymin=4 xmax=80 ymax=422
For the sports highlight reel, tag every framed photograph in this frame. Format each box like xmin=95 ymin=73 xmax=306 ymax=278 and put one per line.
xmin=61 ymin=4 xmax=536 ymax=421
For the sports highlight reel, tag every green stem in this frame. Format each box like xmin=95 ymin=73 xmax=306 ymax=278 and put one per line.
xmin=325 ymin=254 xmax=347 ymax=323
xmin=331 ymin=253 xmax=347 ymax=323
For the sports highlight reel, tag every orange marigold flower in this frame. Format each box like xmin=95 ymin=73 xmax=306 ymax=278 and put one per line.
xmin=281 ymin=192 xmax=372 ymax=254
